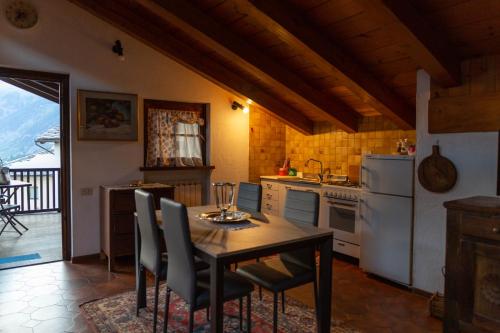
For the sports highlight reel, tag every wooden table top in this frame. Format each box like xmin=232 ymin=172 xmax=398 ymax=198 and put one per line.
xmin=0 ymin=180 xmax=32 ymax=189
xmin=154 ymin=205 xmax=333 ymax=259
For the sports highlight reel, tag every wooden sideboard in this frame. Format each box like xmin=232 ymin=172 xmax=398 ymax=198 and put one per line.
xmin=444 ymin=196 xmax=500 ymax=333
xmin=100 ymin=183 xmax=174 ymax=272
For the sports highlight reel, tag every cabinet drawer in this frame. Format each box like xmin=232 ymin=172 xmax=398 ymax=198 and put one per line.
xmin=333 ymin=239 xmax=360 ymax=258
xmin=262 ymin=189 xmax=279 ymax=201
xmin=111 ymin=214 xmax=135 ymax=235
xmin=462 ymin=214 xmax=500 ymax=242
xmin=111 ymin=191 xmax=135 ymax=213
xmin=261 ymin=181 xmax=279 ymax=192
xmin=262 ymin=200 xmax=279 ymax=216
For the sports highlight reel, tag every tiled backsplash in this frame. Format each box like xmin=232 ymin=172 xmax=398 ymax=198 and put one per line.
xmin=249 ymin=108 xmax=286 ymax=183
xmin=249 ymin=108 xmax=416 ymax=182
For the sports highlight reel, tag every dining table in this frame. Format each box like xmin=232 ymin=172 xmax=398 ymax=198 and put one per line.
xmin=135 ymin=205 xmax=334 ymax=333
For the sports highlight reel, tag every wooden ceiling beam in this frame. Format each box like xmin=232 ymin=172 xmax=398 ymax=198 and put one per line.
xmin=236 ymin=0 xmax=415 ymax=129
xmin=67 ymin=0 xmax=314 ymax=134
xmin=355 ymin=0 xmax=462 ymax=88
xmin=0 ymin=78 xmax=59 ymax=103
xmin=136 ymin=0 xmax=359 ymax=132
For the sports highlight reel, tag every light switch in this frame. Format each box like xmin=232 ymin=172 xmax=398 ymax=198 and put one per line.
xmin=81 ymin=187 xmax=93 ymax=196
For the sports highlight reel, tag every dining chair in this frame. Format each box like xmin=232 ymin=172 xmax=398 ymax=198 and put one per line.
xmin=236 ymin=182 xmax=262 ymax=213
xmin=236 ymin=189 xmax=320 ymax=333
xmin=160 ymin=198 xmax=254 ymax=333
xmin=134 ymin=189 xmax=168 ymax=333
xmin=233 ymin=182 xmax=262 ymax=270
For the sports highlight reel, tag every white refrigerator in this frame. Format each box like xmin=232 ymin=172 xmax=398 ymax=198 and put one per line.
xmin=360 ymin=154 xmax=414 ymax=285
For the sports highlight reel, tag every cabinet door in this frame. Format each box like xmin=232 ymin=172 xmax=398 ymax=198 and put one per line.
xmin=360 ymin=192 xmax=413 ymax=285
xmin=458 ymin=239 xmax=500 ymax=332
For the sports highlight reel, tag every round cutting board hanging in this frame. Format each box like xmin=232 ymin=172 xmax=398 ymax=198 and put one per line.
xmin=418 ymin=145 xmax=457 ymax=193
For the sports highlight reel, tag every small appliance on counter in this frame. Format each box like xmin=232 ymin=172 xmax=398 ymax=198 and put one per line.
xmin=359 ymin=154 xmax=414 ymax=286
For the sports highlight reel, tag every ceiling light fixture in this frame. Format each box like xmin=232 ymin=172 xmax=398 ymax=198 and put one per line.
xmin=231 ymin=101 xmax=250 ymax=114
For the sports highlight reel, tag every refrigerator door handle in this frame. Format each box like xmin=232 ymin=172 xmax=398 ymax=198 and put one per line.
xmin=361 ymin=166 xmax=369 ymax=188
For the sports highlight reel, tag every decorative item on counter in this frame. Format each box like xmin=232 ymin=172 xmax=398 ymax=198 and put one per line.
xmin=0 ymin=159 xmax=10 ymax=185
xmin=278 ymin=158 xmax=290 ymax=176
xmin=408 ymin=144 xmax=416 ymax=156
xmin=129 ymin=180 xmax=143 ymax=187
xmin=396 ymin=138 xmax=412 ymax=155
xmin=288 ymin=167 xmax=297 ymax=176
xmin=418 ymin=143 xmax=457 ymax=193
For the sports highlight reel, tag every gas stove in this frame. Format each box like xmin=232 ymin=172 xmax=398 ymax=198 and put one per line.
xmin=322 ymin=184 xmax=360 ymax=202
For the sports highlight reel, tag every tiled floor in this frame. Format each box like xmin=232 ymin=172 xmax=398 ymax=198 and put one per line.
xmin=0 ymin=257 xmax=442 ymax=333
xmin=0 ymin=213 xmax=62 ymax=269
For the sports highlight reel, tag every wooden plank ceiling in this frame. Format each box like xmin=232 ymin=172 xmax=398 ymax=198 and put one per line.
xmin=68 ymin=0 xmax=499 ymax=134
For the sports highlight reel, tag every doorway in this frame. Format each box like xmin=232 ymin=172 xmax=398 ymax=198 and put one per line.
xmin=0 ymin=67 xmax=71 ymax=269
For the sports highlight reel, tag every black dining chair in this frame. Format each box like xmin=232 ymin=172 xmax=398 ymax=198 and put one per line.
xmin=134 ymin=189 xmax=167 ymax=333
xmin=233 ymin=182 xmax=262 ymax=270
xmin=236 ymin=189 xmax=320 ymax=333
xmin=160 ymin=198 xmax=254 ymax=333
xmin=0 ymin=195 xmax=26 ymax=236
xmin=236 ymin=182 xmax=262 ymax=213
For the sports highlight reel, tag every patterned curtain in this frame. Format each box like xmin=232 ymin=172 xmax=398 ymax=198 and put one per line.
xmin=146 ymin=108 xmax=205 ymax=167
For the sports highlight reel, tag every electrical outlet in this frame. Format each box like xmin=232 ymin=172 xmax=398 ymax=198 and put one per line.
xmin=81 ymin=187 xmax=94 ymax=196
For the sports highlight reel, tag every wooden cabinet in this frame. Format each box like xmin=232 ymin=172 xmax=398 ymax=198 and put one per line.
xmin=444 ymin=196 xmax=500 ymax=333
xmin=100 ymin=183 xmax=174 ymax=272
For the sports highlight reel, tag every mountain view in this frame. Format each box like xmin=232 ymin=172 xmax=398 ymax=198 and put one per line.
xmin=0 ymin=81 xmax=59 ymax=164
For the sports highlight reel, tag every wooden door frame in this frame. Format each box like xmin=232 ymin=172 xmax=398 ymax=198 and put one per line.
xmin=0 ymin=67 xmax=71 ymax=261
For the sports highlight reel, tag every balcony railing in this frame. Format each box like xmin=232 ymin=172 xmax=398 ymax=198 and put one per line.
xmin=5 ymin=168 xmax=61 ymax=213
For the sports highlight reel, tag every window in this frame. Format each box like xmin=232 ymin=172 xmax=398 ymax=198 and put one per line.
xmin=144 ymin=100 xmax=208 ymax=168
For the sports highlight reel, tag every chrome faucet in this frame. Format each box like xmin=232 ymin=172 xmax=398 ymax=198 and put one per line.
xmin=305 ymin=158 xmax=324 ymax=182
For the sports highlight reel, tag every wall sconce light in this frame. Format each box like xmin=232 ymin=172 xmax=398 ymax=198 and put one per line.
xmin=231 ymin=101 xmax=250 ymax=114
xmin=112 ymin=40 xmax=125 ymax=61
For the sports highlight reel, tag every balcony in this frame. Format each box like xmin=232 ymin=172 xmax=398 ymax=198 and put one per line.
xmin=0 ymin=168 xmax=62 ymax=269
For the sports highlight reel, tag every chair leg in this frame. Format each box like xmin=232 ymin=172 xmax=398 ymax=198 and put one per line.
xmin=188 ymin=306 xmax=194 ymax=333
xmin=239 ymin=297 xmax=243 ymax=330
xmin=206 ymin=306 xmax=210 ymax=322
xmin=313 ymin=277 xmax=319 ymax=324
xmin=281 ymin=291 xmax=285 ymax=314
xmin=4 ymin=215 xmax=22 ymax=235
xmin=153 ymin=275 xmax=160 ymax=333
xmin=163 ymin=288 xmax=171 ymax=333
xmin=259 ymin=286 xmax=262 ymax=301
xmin=136 ymin=264 xmax=144 ymax=317
xmin=10 ymin=215 xmax=28 ymax=231
xmin=273 ymin=292 xmax=278 ymax=333
xmin=246 ymin=294 xmax=251 ymax=333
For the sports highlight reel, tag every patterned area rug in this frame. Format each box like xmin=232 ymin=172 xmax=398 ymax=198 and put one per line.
xmin=81 ymin=283 xmax=359 ymax=332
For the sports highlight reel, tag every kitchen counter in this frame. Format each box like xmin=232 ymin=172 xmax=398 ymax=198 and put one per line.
xmin=260 ymin=175 xmax=360 ymax=188
xmin=260 ymin=175 xmax=322 ymax=186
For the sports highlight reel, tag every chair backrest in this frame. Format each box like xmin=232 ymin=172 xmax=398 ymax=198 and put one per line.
xmin=134 ymin=189 xmax=162 ymax=274
xmin=280 ymin=189 xmax=319 ymax=268
xmin=237 ymin=182 xmax=262 ymax=212
xmin=160 ymin=198 xmax=197 ymax=303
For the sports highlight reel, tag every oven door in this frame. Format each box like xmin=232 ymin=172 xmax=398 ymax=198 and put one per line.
xmin=326 ymin=199 xmax=360 ymax=245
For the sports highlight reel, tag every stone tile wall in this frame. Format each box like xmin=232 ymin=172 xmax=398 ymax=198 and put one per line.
xmin=248 ymin=108 xmax=286 ymax=183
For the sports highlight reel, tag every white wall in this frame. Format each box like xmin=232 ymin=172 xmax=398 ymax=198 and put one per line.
xmin=413 ymin=70 xmax=498 ymax=293
xmin=0 ymin=0 xmax=249 ymax=256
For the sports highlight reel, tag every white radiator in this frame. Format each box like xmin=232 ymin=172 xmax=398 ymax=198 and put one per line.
xmin=167 ymin=181 xmax=203 ymax=207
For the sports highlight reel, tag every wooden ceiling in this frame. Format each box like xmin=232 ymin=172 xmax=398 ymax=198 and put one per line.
xmin=68 ymin=0 xmax=500 ymax=134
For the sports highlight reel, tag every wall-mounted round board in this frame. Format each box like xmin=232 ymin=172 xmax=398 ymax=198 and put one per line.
xmin=418 ymin=145 xmax=457 ymax=193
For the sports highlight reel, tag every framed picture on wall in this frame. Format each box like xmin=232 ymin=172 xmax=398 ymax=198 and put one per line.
xmin=77 ymin=89 xmax=138 ymax=141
